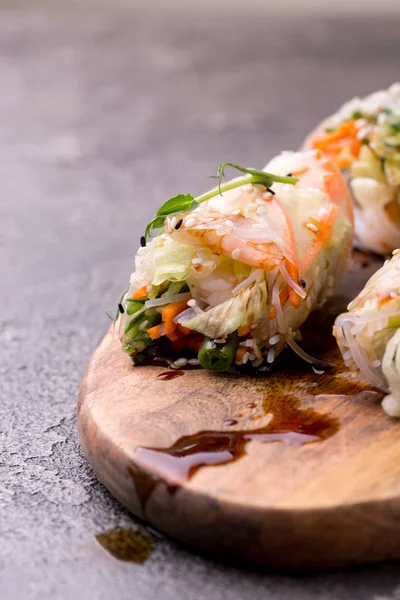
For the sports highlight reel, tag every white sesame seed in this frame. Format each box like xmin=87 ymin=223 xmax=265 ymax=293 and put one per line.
xmin=232 ymin=208 xmax=240 ymax=215
xmin=269 ymin=334 xmax=281 ymax=345
xmin=244 ymin=339 xmax=255 ymax=347
xmin=371 ymin=359 xmax=381 ymax=368
xmin=208 ymin=342 xmax=217 ymax=350
xmin=242 ymin=351 xmax=250 ymax=364
xmin=188 ymin=358 xmax=200 ymax=365
xmin=225 ymin=219 xmax=234 ymax=228
xmin=393 ymin=248 xmax=400 ymax=256
xmin=305 ymin=223 xmax=318 ymax=233
xmin=231 ymin=249 xmax=241 ymax=260
xmin=267 ymin=347 xmax=276 ymax=363
xmin=174 ymin=358 xmax=188 ymax=368
xmin=214 ymin=338 xmax=226 ymax=344
xmin=139 ymin=320 xmax=149 ymax=331
xmin=170 ymin=216 xmax=177 ymax=229
xmin=187 ymin=299 xmax=196 ymax=307
xmin=185 ymin=217 xmax=196 ymax=228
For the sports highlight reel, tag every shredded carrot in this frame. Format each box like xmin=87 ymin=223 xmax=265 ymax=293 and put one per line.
xmin=238 ymin=325 xmax=251 ymax=337
xmin=235 ymin=346 xmax=247 ymax=363
xmin=302 ymin=205 xmax=339 ymax=271
xmin=177 ymin=324 xmax=194 ymax=335
xmin=132 ymin=286 xmax=148 ymax=300
xmin=147 ymin=324 xmax=163 ymax=340
xmin=164 ymin=321 xmax=177 ymax=335
xmin=161 ymin=300 xmax=189 ymax=323
xmin=292 ymin=166 xmax=309 ymax=177
xmin=166 ymin=330 xmax=181 ymax=342
xmin=186 ymin=335 xmax=204 ymax=351
xmin=349 ymin=137 xmax=362 ymax=157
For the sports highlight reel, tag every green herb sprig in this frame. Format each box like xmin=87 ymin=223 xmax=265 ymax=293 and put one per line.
xmin=144 ymin=163 xmax=298 ymax=240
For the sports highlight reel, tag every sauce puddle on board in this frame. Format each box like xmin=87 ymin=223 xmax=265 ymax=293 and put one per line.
xmin=95 ymin=527 xmax=154 ymax=563
xmin=133 ymin=394 xmax=339 ymax=486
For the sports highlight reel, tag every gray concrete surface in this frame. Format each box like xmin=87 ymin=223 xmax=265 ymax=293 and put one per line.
xmin=1 ymin=2 xmax=400 ymax=598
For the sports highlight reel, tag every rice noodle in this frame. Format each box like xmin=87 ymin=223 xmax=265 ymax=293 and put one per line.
xmin=174 ymin=307 xmax=197 ymax=324
xmin=341 ymin=321 xmax=384 ymax=388
xmin=272 ymin=280 xmax=285 ymax=333
xmin=285 ymin=335 xmax=330 ymax=369
xmin=231 ymin=269 xmax=264 ymax=296
xmin=279 ymin=262 xmax=307 ymax=300
xmin=144 ymin=292 xmax=192 ymax=308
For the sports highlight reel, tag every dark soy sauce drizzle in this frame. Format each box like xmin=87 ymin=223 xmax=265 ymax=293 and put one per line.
xmin=134 ymin=395 xmax=339 ymax=486
xmin=157 ymin=370 xmax=185 ymax=380
xmin=95 ymin=527 xmax=154 ymax=563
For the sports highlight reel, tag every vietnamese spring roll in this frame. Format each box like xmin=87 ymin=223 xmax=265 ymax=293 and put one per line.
xmin=117 ymin=150 xmax=353 ymax=373
xmin=334 ymin=250 xmax=400 ymax=418
xmin=304 ymin=83 xmax=400 ymax=255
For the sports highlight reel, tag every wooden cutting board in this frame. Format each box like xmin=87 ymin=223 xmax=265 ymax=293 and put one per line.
xmin=78 ymin=253 xmax=400 ymax=569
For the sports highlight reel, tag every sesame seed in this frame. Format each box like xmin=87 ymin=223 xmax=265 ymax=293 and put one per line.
xmin=267 ymin=347 xmax=276 ymax=363
xmin=170 ymin=216 xmax=177 ymax=229
xmin=188 ymin=358 xmax=200 ymax=365
xmin=118 ymin=303 xmax=125 ymax=314
xmin=208 ymin=342 xmax=217 ymax=350
xmin=269 ymin=334 xmax=281 ymax=345
xmin=225 ymin=219 xmax=234 ymax=228
xmin=242 ymin=351 xmax=250 ymax=364
xmin=300 ymin=279 xmax=306 ymax=289
xmin=244 ymin=339 xmax=255 ymax=347
xmin=305 ymin=223 xmax=318 ymax=233
xmin=140 ymin=236 xmax=146 ymax=247
xmin=174 ymin=358 xmax=188 ymax=368
xmin=232 ymin=208 xmax=240 ymax=215
xmin=231 ymin=249 xmax=241 ymax=260
xmin=393 ymin=248 xmax=400 ymax=256
xmin=187 ymin=299 xmax=196 ymax=307
xmin=146 ymin=284 xmax=152 ymax=292
xmin=175 ymin=218 xmax=183 ymax=230
xmin=371 ymin=359 xmax=381 ymax=368
xmin=185 ymin=217 xmax=196 ymax=228
xmin=191 ymin=257 xmax=204 ymax=265
xmin=250 ymin=323 xmax=258 ymax=330
xmin=139 ymin=319 xmax=149 ymax=331
xmin=214 ymin=338 xmax=226 ymax=344
xmin=267 ymin=188 xmax=275 ymax=195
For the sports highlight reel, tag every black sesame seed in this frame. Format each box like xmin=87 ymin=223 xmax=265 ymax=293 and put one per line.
xmin=140 ymin=236 xmax=146 ymax=247
xmin=118 ymin=303 xmax=125 ymax=314
xmin=175 ymin=218 xmax=183 ymax=230
xmin=286 ymin=173 xmax=293 ymax=177
xmin=267 ymin=188 xmax=275 ymax=195
xmin=300 ymin=279 xmax=306 ymax=289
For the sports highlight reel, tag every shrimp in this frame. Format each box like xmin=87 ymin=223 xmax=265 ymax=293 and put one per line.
xmin=171 ymin=150 xmax=353 ymax=311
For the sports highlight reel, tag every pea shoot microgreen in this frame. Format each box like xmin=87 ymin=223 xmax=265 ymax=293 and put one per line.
xmin=144 ymin=163 xmax=298 ymax=240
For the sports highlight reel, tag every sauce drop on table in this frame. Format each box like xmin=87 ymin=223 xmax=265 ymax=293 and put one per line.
xmin=134 ymin=394 xmax=339 ymax=485
xmin=95 ymin=527 xmax=154 ymax=563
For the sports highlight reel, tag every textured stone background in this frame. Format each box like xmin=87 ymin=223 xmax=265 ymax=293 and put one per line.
xmin=1 ymin=2 xmax=400 ymax=598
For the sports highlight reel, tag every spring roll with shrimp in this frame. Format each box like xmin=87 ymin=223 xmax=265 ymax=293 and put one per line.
xmin=304 ymin=83 xmax=400 ymax=255
xmin=334 ymin=250 xmax=400 ymax=417
xmin=117 ymin=150 xmax=353 ymax=373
